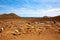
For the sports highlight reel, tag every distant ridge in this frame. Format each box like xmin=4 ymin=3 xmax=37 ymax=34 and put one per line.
xmin=0 ymin=13 xmax=21 ymax=19
xmin=0 ymin=13 xmax=60 ymax=22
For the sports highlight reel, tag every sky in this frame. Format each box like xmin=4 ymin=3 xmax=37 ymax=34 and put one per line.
xmin=0 ymin=0 xmax=60 ymax=17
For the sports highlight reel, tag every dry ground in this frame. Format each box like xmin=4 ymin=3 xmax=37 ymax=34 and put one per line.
xmin=0 ymin=19 xmax=60 ymax=40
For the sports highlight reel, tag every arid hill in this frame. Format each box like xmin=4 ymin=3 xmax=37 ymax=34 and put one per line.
xmin=51 ymin=16 xmax=60 ymax=22
xmin=0 ymin=13 xmax=21 ymax=19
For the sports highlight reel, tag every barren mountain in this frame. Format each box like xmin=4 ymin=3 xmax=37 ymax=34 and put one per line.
xmin=0 ymin=13 xmax=21 ymax=19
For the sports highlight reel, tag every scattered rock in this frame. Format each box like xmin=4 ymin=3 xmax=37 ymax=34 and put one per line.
xmin=0 ymin=27 xmax=4 ymax=33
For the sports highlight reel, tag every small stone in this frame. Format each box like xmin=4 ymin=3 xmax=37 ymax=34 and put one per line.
xmin=0 ymin=27 xmax=4 ymax=33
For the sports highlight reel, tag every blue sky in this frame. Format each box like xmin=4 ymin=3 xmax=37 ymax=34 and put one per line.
xmin=0 ymin=0 xmax=60 ymax=17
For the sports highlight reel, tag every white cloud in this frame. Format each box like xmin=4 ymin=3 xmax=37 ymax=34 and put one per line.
xmin=32 ymin=0 xmax=60 ymax=3
xmin=10 ymin=8 xmax=60 ymax=17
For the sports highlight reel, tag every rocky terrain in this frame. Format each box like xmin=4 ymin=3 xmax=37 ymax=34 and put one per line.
xmin=0 ymin=13 xmax=60 ymax=40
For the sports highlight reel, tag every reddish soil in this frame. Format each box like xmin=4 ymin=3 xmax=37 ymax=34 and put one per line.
xmin=0 ymin=13 xmax=60 ymax=40
xmin=0 ymin=19 xmax=60 ymax=40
